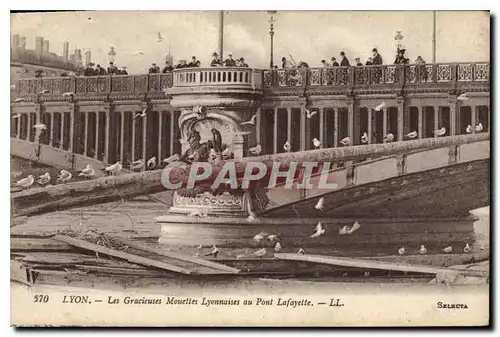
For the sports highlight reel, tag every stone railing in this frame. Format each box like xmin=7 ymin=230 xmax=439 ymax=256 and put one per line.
xmin=263 ymin=62 xmax=490 ymax=88
xmin=172 ymin=67 xmax=263 ymax=88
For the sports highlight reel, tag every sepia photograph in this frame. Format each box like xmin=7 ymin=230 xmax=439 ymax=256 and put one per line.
xmin=9 ymin=9 xmax=490 ymax=327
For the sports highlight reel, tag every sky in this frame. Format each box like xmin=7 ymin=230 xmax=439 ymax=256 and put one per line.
xmin=11 ymin=11 xmax=490 ymax=73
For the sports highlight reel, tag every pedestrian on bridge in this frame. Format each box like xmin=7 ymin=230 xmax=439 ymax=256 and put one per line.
xmin=107 ymin=62 xmax=118 ymax=75
xmin=372 ymin=48 xmax=383 ymax=65
xmin=340 ymin=51 xmax=350 ymax=66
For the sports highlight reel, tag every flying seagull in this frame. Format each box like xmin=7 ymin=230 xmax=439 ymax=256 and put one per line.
xmin=241 ymin=114 xmax=257 ymax=126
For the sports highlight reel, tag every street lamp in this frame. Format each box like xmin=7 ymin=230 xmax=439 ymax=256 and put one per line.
xmin=267 ymin=11 xmax=277 ymax=69
xmin=394 ymin=31 xmax=404 ymax=52
xmin=108 ymin=46 xmax=116 ymax=63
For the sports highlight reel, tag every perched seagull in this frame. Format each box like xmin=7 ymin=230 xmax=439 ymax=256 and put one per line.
xmin=274 ymin=242 xmax=282 ymax=252
xmin=315 ymin=197 xmax=325 ymax=211
xmin=163 ymin=154 xmax=180 ymax=164
xmin=253 ymin=231 xmax=269 ymax=243
xmin=134 ymin=107 xmax=148 ymax=120
xmin=209 ymin=148 xmax=217 ymax=160
xmin=11 ymin=113 xmax=21 ymax=119
xmin=443 ymin=246 xmax=453 ymax=254
xmin=62 ymin=92 xmax=75 ymax=98
xmin=147 ymin=156 xmax=157 ymax=169
xmin=398 ymin=247 xmax=406 ymax=255
xmin=14 ymin=98 xmax=25 ymax=103
xmin=347 ymin=221 xmax=361 ymax=234
xmin=240 ymin=114 xmax=257 ymax=126
xmin=247 ymin=215 xmax=257 ymax=222
xmin=130 ymin=159 xmax=144 ymax=170
xmin=383 ymin=133 xmax=395 ymax=143
xmin=340 ymin=137 xmax=350 ymax=146
xmin=132 ymin=51 xmax=145 ymax=56
xmin=305 ymin=109 xmax=317 ymax=119
xmin=297 ymin=248 xmax=306 ymax=255
xmin=466 ymin=125 xmax=473 ymax=134
xmin=37 ymin=172 xmax=51 ymax=186
xmin=204 ymin=245 xmax=220 ymax=258
xmin=312 ymin=138 xmax=322 ymax=149
xmin=57 ymin=169 xmax=72 ymax=183
xmin=105 ymin=162 xmax=122 ymax=175
xmin=373 ymin=101 xmax=386 ymax=111
xmin=37 ymin=89 xmax=50 ymax=95
xmin=253 ymin=248 xmax=267 ymax=257
xmin=221 ymin=147 xmax=232 ymax=159
xmin=16 ymin=175 xmax=34 ymax=189
xmin=78 ymin=164 xmax=95 ymax=178
xmin=463 ymin=243 xmax=471 ymax=253
xmin=157 ymin=32 xmax=164 ymax=43
xmin=283 ymin=141 xmax=291 ymax=153
xmin=249 ymin=144 xmax=262 ymax=156
xmin=475 ymin=123 xmax=483 ymax=132
xmin=310 ymin=222 xmax=325 ymax=238
xmin=267 ymin=234 xmax=278 ymax=242
xmin=457 ymin=93 xmax=470 ymax=101
xmin=435 ymin=127 xmax=446 ymax=137
xmin=33 ymin=123 xmax=47 ymax=131
xmin=406 ymin=131 xmax=418 ymax=139
xmin=419 ymin=245 xmax=427 ymax=255
xmin=338 ymin=225 xmax=350 ymax=235
xmin=361 ymin=132 xmax=369 ymax=144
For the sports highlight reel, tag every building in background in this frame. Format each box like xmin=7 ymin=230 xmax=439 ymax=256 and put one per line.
xmin=84 ymin=50 xmax=92 ymax=66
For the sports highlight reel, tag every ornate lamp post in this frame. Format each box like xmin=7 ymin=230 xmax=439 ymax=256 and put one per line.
xmin=395 ymin=31 xmax=404 ymax=53
xmin=267 ymin=11 xmax=277 ymax=69
xmin=108 ymin=46 xmax=116 ymax=63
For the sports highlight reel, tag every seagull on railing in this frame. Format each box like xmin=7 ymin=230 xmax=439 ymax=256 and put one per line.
xmin=62 ymin=92 xmax=75 ymax=98
xmin=283 ymin=141 xmax=291 ymax=153
xmin=466 ymin=125 xmax=473 ymax=134
xmin=443 ymin=246 xmax=453 ymax=253
xmin=312 ymin=138 xmax=322 ymax=149
xmin=475 ymin=123 xmax=483 ymax=132
xmin=305 ymin=108 xmax=317 ymax=119
xmin=361 ymin=132 xmax=369 ymax=144
xmin=221 ymin=147 xmax=233 ymax=160
xmin=130 ymin=159 xmax=144 ymax=170
xmin=104 ymin=162 xmax=123 ymax=175
xmin=435 ymin=127 xmax=446 ymax=137
xmin=253 ymin=231 xmax=269 ymax=242
xmin=383 ymin=133 xmax=395 ymax=143
xmin=373 ymin=101 xmax=386 ymax=111
xmin=252 ymin=248 xmax=267 ymax=258
xmin=463 ymin=242 xmax=471 ymax=253
xmin=57 ymin=169 xmax=72 ymax=183
xmin=340 ymin=137 xmax=351 ymax=146
xmin=16 ymin=175 xmax=34 ymax=189
xmin=240 ymin=114 xmax=257 ymax=126
xmin=419 ymin=245 xmax=427 ymax=255
xmin=249 ymin=144 xmax=262 ymax=156
xmin=78 ymin=164 xmax=95 ymax=178
xmin=134 ymin=107 xmax=149 ymax=120
xmin=274 ymin=242 xmax=282 ymax=252
xmin=457 ymin=92 xmax=470 ymax=101
xmin=14 ymin=98 xmax=25 ymax=103
xmin=398 ymin=247 xmax=406 ymax=255
xmin=405 ymin=131 xmax=418 ymax=139
xmin=37 ymin=172 xmax=51 ymax=186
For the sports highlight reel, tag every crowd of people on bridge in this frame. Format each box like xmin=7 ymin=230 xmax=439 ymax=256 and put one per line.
xmin=153 ymin=52 xmax=250 ymax=73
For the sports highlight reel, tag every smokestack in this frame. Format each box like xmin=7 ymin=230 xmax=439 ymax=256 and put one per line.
xmin=84 ymin=50 xmax=91 ymax=65
xmin=43 ymin=40 xmax=49 ymax=53
xmin=19 ymin=37 xmax=26 ymax=49
xmin=12 ymin=34 xmax=20 ymax=48
xmin=63 ymin=42 xmax=69 ymax=62
xmin=74 ymin=49 xmax=82 ymax=68
xmin=35 ymin=36 xmax=44 ymax=56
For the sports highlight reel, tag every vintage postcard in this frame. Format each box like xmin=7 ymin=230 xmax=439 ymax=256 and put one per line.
xmin=10 ymin=10 xmax=490 ymax=327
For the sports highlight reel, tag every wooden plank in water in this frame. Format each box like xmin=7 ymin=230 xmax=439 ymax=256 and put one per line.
xmin=274 ymin=253 xmax=489 ymax=278
xmin=11 ymin=237 xmax=74 ymax=252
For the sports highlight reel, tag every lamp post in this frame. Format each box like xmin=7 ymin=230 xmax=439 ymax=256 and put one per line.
xmin=108 ymin=46 xmax=116 ymax=63
xmin=267 ymin=11 xmax=277 ymax=69
xmin=395 ymin=31 xmax=404 ymax=53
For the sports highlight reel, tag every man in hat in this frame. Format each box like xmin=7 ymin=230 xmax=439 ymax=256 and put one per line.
xmin=162 ymin=61 xmax=174 ymax=73
xmin=224 ymin=53 xmax=237 ymax=67
xmin=239 ymin=57 xmax=249 ymax=67
xmin=96 ymin=64 xmax=107 ymax=75
xmin=321 ymin=59 xmax=330 ymax=68
xmin=188 ymin=56 xmax=201 ymax=68
xmin=119 ymin=66 xmax=128 ymax=75
xmin=340 ymin=52 xmax=350 ymax=66
xmin=107 ymin=62 xmax=118 ymax=75
xmin=84 ymin=62 xmax=96 ymax=76
xmin=331 ymin=57 xmax=339 ymax=67
xmin=176 ymin=60 xmax=188 ymax=69
xmin=372 ymin=48 xmax=383 ymax=65
xmin=149 ymin=63 xmax=160 ymax=73
xmin=365 ymin=57 xmax=373 ymax=66
xmin=355 ymin=58 xmax=363 ymax=66
xmin=210 ymin=52 xmax=222 ymax=67
xmin=281 ymin=57 xmax=293 ymax=69
xmin=394 ymin=49 xmax=409 ymax=65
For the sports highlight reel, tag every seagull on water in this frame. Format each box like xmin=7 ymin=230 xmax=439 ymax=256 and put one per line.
xmin=398 ymin=247 xmax=406 ymax=255
xmin=475 ymin=123 xmax=483 ymax=132
xmin=315 ymin=197 xmax=325 ymax=211
xmin=310 ymin=222 xmax=325 ymax=238
xmin=78 ymin=164 xmax=95 ymax=178
xmin=361 ymin=132 xmax=369 ymax=144
xmin=463 ymin=243 xmax=471 ymax=253
xmin=147 ymin=156 xmax=157 ymax=169
xmin=37 ymin=172 xmax=51 ymax=186
xmin=240 ymin=114 xmax=257 ymax=126
xmin=104 ymin=162 xmax=122 ymax=175
xmin=16 ymin=175 xmax=34 ymax=189
xmin=383 ymin=133 xmax=395 ymax=143
xmin=274 ymin=242 xmax=282 ymax=252
xmin=253 ymin=231 xmax=269 ymax=243
xmin=130 ymin=159 xmax=144 ymax=170
xmin=163 ymin=154 xmax=180 ymax=164
xmin=312 ymin=138 xmax=322 ymax=149
xmin=373 ymin=101 xmax=386 ymax=111
xmin=57 ymin=170 xmax=72 ymax=183
xmin=283 ymin=141 xmax=291 ymax=153
xmin=406 ymin=131 xmax=418 ymax=139
xmin=340 ymin=137 xmax=350 ymax=146
xmin=249 ymin=144 xmax=262 ymax=156
xmin=134 ymin=107 xmax=148 ymax=120
xmin=419 ymin=245 xmax=427 ymax=255
xmin=443 ymin=246 xmax=453 ymax=253
xmin=253 ymin=248 xmax=267 ymax=257
xmin=466 ymin=125 xmax=472 ymax=134
xmin=204 ymin=245 xmax=220 ymax=258
xmin=435 ymin=127 xmax=446 ymax=137
xmin=305 ymin=109 xmax=317 ymax=119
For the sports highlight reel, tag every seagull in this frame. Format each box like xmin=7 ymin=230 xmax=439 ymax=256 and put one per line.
xmin=297 ymin=248 xmax=306 ymax=255
xmin=130 ymin=159 xmax=144 ymax=170
xmin=457 ymin=93 xmax=470 ymax=101
xmin=361 ymin=132 xmax=369 ymax=144
xmin=209 ymin=148 xmax=217 ymax=160
xmin=16 ymin=175 xmax=34 ymax=189
xmin=147 ymin=156 xmax=157 ymax=169
xmin=398 ymin=247 xmax=406 ymax=255
xmin=340 ymin=137 xmax=350 ymax=146
xmin=57 ymin=169 xmax=72 ymax=183
xmin=253 ymin=231 xmax=269 ymax=242
xmin=11 ymin=113 xmax=21 ymax=119
xmin=406 ymin=131 xmax=418 ymax=139
xmin=14 ymin=98 xmax=25 ymax=103
xmin=78 ymin=164 xmax=95 ymax=178
xmin=479 ymin=245 xmax=485 ymax=251
xmin=249 ymin=144 xmax=262 ymax=156
xmin=192 ymin=105 xmax=205 ymax=114
xmin=132 ymin=51 xmax=144 ymax=56
xmin=204 ymin=245 xmax=220 ymax=258
xmin=189 ymin=210 xmax=207 ymax=217
xmin=267 ymin=234 xmax=278 ymax=242
xmin=253 ymin=248 xmax=267 ymax=257
xmin=163 ymin=154 xmax=180 ymax=164
xmin=347 ymin=221 xmax=361 ymax=234
xmin=443 ymin=246 xmax=453 ymax=254
xmin=240 ymin=114 xmax=257 ymax=126
xmin=315 ymin=197 xmax=325 ymax=211
xmin=133 ymin=107 xmax=148 ymax=120
xmin=419 ymin=245 xmax=427 ymax=255
xmin=475 ymin=123 xmax=483 ymax=132
xmin=247 ymin=215 xmax=257 ymax=222
xmin=105 ymin=162 xmax=122 ymax=175
xmin=383 ymin=133 xmax=395 ymax=143
xmin=338 ymin=225 xmax=350 ymax=235
xmin=283 ymin=141 xmax=291 ymax=153
xmin=37 ymin=89 xmax=50 ymax=95
xmin=435 ymin=127 xmax=446 ymax=137
xmin=157 ymin=32 xmax=164 ymax=43
xmin=466 ymin=125 xmax=472 ymax=134
xmin=305 ymin=109 xmax=317 ymax=119
xmin=373 ymin=101 xmax=386 ymax=111
xmin=310 ymin=222 xmax=325 ymax=238
xmin=463 ymin=243 xmax=471 ymax=253
xmin=312 ymin=138 xmax=322 ymax=149
xmin=221 ymin=147 xmax=232 ymax=159
xmin=33 ymin=123 xmax=47 ymax=131
xmin=62 ymin=92 xmax=75 ymax=98
xmin=37 ymin=172 xmax=51 ymax=185
xmin=274 ymin=242 xmax=282 ymax=252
